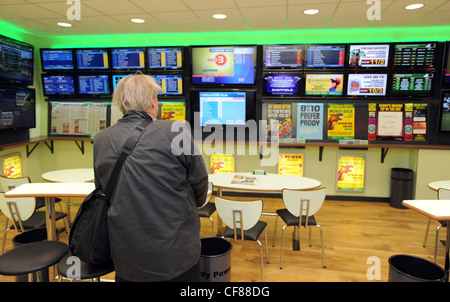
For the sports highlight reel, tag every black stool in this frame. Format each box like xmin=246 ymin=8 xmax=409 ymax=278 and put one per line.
xmin=57 ymin=254 xmax=114 ymax=282
xmin=0 ymin=241 xmax=68 ymax=282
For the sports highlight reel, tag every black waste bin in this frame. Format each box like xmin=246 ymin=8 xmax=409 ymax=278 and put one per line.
xmin=390 ymin=168 xmax=414 ymax=209
xmin=388 ymin=254 xmax=447 ymax=282
xmin=199 ymin=237 xmax=232 ymax=282
xmin=12 ymin=228 xmax=49 ymax=282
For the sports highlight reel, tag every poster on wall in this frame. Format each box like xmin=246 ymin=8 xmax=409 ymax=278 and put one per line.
xmin=336 ymin=154 xmax=366 ymax=192
xmin=210 ymin=153 xmax=235 ymax=174
xmin=368 ymin=103 xmax=428 ymax=142
xmin=327 ymin=103 xmax=355 ymax=140
xmin=1 ymin=153 xmax=22 ymax=178
xmin=297 ymin=103 xmax=323 ymax=140
xmin=278 ymin=153 xmax=304 ymax=176
xmin=267 ymin=103 xmax=293 ymax=141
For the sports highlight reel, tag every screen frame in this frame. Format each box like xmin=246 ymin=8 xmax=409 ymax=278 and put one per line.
xmin=304 ymin=44 xmax=347 ymax=69
xmin=40 ymin=48 xmax=75 ymax=71
xmin=392 ymin=41 xmax=438 ymax=70
xmin=190 ymin=45 xmax=257 ymax=86
xmin=390 ymin=71 xmax=435 ymax=98
xmin=75 ymin=48 xmax=111 ymax=71
xmin=41 ymin=74 xmax=77 ymax=97
xmin=0 ymin=86 xmax=36 ymax=131
xmin=263 ymin=44 xmax=304 ymax=70
xmin=0 ymin=35 xmax=34 ymax=86
xmin=76 ymin=74 xmax=112 ymax=96
xmin=346 ymin=72 xmax=389 ymax=98
xmin=110 ymin=47 xmax=147 ymax=71
xmin=262 ymin=72 xmax=303 ymax=97
xmin=347 ymin=43 xmax=391 ymax=69
xmin=148 ymin=46 xmax=184 ymax=70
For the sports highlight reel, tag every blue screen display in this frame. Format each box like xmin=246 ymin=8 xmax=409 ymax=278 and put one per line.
xmin=78 ymin=75 xmax=110 ymax=94
xmin=76 ymin=49 xmax=109 ymax=69
xmin=265 ymin=74 xmax=301 ymax=95
xmin=199 ymin=91 xmax=246 ymax=125
xmin=41 ymin=49 xmax=74 ymax=70
xmin=111 ymin=48 xmax=145 ymax=69
xmin=43 ymin=75 xmax=75 ymax=95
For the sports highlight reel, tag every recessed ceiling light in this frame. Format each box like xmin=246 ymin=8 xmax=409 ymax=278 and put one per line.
xmin=212 ymin=14 xmax=227 ymax=20
xmin=131 ymin=18 xmax=146 ymax=24
xmin=405 ymin=3 xmax=424 ymax=10
xmin=57 ymin=22 xmax=72 ymax=27
xmin=304 ymin=9 xmax=320 ymax=15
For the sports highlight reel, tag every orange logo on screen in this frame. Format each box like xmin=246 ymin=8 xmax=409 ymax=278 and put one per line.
xmin=214 ymin=54 xmax=227 ymax=66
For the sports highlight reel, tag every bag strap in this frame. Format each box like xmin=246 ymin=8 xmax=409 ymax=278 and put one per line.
xmin=104 ymin=118 xmax=152 ymax=200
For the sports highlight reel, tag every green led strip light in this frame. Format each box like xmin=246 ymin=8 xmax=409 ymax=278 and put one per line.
xmin=45 ymin=26 xmax=450 ymax=48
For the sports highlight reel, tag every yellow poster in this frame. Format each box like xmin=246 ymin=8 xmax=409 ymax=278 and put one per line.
xmin=210 ymin=153 xmax=234 ymax=174
xmin=336 ymin=154 xmax=365 ymax=192
xmin=160 ymin=102 xmax=186 ymax=120
xmin=2 ymin=154 xmax=22 ymax=178
xmin=278 ymin=153 xmax=304 ymax=176
xmin=327 ymin=103 xmax=355 ymax=140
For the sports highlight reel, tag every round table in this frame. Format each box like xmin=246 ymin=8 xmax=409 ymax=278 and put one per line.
xmin=428 ymin=180 xmax=450 ymax=191
xmin=41 ymin=168 xmax=94 ymax=183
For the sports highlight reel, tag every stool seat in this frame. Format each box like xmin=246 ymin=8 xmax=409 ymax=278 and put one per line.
xmin=0 ymin=241 xmax=68 ymax=276
xmin=58 ymin=254 xmax=114 ymax=280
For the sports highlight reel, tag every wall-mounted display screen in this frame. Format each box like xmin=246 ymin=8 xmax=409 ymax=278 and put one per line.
xmin=76 ymin=49 xmax=109 ymax=70
xmin=78 ymin=75 xmax=110 ymax=95
xmin=393 ymin=43 xmax=436 ymax=68
xmin=305 ymin=44 xmax=345 ymax=68
xmin=0 ymin=35 xmax=34 ymax=85
xmin=305 ymin=74 xmax=344 ymax=96
xmin=444 ymin=43 xmax=450 ymax=86
xmin=264 ymin=74 xmax=301 ymax=95
xmin=158 ymin=101 xmax=186 ymax=120
xmin=199 ymin=91 xmax=246 ymax=125
xmin=42 ymin=75 xmax=76 ymax=96
xmin=41 ymin=49 xmax=74 ymax=70
xmin=347 ymin=73 xmax=387 ymax=96
xmin=148 ymin=47 xmax=182 ymax=69
xmin=111 ymin=48 xmax=145 ymax=69
xmin=440 ymin=91 xmax=450 ymax=131
xmin=192 ymin=46 xmax=255 ymax=84
xmin=0 ymin=87 xmax=35 ymax=131
xmin=112 ymin=74 xmax=127 ymax=91
xmin=392 ymin=73 xmax=433 ymax=97
xmin=348 ymin=44 xmax=390 ymax=68
xmin=152 ymin=74 xmax=183 ymax=95
xmin=264 ymin=44 xmax=303 ymax=68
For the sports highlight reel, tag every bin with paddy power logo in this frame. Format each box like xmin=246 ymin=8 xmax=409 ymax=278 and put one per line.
xmin=199 ymin=237 xmax=232 ymax=282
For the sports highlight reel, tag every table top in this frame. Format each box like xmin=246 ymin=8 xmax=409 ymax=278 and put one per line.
xmin=41 ymin=168 xmax=94 ymax=183
xmin=208 ymin=173 xmax=321 ymax=192
xmin=4 ymin=182 xmax=95 ymax=198
xmin=403 ymin=199 xmax=450 ymax=221
xmin=428 ymin=180 xmax=450 ymax=191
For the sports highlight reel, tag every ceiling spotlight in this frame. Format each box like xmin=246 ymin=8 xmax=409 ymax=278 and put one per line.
xmin=212 ymin=14 xmax=227 ymax=20
xmin=57 ymin=22 xmax=72 ymax=27
xmin=131 ymin=18 xmax=146 ymax=24
xmin=304 ymin=9 xmax=320 ymax=15
xmin=405 ymin=3 xmax=424 ymax=10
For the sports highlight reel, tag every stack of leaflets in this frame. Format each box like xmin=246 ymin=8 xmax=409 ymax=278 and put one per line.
xmin=231 ymin=174 xmax=263 ymax=185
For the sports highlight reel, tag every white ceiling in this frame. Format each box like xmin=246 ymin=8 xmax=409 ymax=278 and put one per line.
xmin=0 ymin=0 xmax=449 ymax=37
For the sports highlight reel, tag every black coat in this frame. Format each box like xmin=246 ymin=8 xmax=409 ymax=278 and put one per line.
xmin=94 ymin=111 xmax=208 ymax=281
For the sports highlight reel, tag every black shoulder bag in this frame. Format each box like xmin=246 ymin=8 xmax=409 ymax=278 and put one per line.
xmin=69 ymin=118 xmax=152 ymax=264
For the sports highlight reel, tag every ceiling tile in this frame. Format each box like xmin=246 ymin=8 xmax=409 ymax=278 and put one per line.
xmin=183 ymin=0 xmax=235 ymax=10
xmin=128 ymin=0 xmax=189 ymax=13
xmin=194 ymin=8 xmax=243 ymax=22
xmin=151 ymin=11 xmax=201 ymax=24
xmin=82 ymin=0 xmax=143 ymax=15
xmin=246 ymin=19 xmax=287 ymax=31
xmin=1 ymin=3 xmax=62 ymax=19
xmin=239 ymin=6 xmax=287 ymax=21
xmin=235 ymin=0 xmax=287 ymax=7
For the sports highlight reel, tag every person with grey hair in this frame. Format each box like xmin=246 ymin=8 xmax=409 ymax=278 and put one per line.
xmin=93 ymin=73 xmax=209 ymax=282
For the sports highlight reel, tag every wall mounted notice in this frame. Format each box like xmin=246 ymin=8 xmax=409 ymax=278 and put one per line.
xmin=210 ymin=153 xmax=235 ymax=174
xmin=336 ymin=154 xmax=366 ymax=192
xmin=327 ymin=103 xmax=354 ymax=140
xmin=278 ymin=153 xmax=304 ymax=176
xmin=297 ymin=103 xmax=323 ymax=140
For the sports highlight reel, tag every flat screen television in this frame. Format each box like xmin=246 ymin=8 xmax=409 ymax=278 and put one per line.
xmin=76 ymin=49 xmax=109 ymax=70
xmin=199 ymin=91 xmax=247 ymax=125
xmin=152 ymin=74 xmax=183 ymax=95
xmin=305 ymin=44 xmax=346 ymax=68
xmin=77 ymin=75 xmax=110 ymax=95
xmin=264 ymin=74 xmax=301 ymax=95
xmin=42 ymin=75 xmax=76 ymax=96
xmin=111 ymin=48 xmax=145 ymax=70
xmin=440 ymin=91 xmax=450 ymax=131
xmin=443 ymin=42 xmax=450 ymax=87
xmin=0 ymin=35 xmax=34 ymax=85
xmin=148 ymin=47 xmax=183 ymax=69
xmin=112 ymin=74 xmax=127 ymax=91
xmin=393 ymin=42 xmax=437 ymax=69
xmin=0 ymin=86 xmax=35 ymax=130
xmin=41 ymin=49 xmax=74 ymax=71
xmin=348 ymin=44 xmax=390 ymax=68
xmin=191 ymin=46 xmax=256 ymax=85
xmin=263 ymin=44 xmax=303 ymax=69
xmin=347 ymin=73 xmax=387 ymax=96
xmin=157 ymin=101 xmax=186 ymax=120
xmin=391 ymin=72 xmax=433 ymax=97
xmin=305 ymin=74 xmax=344 ymax=96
